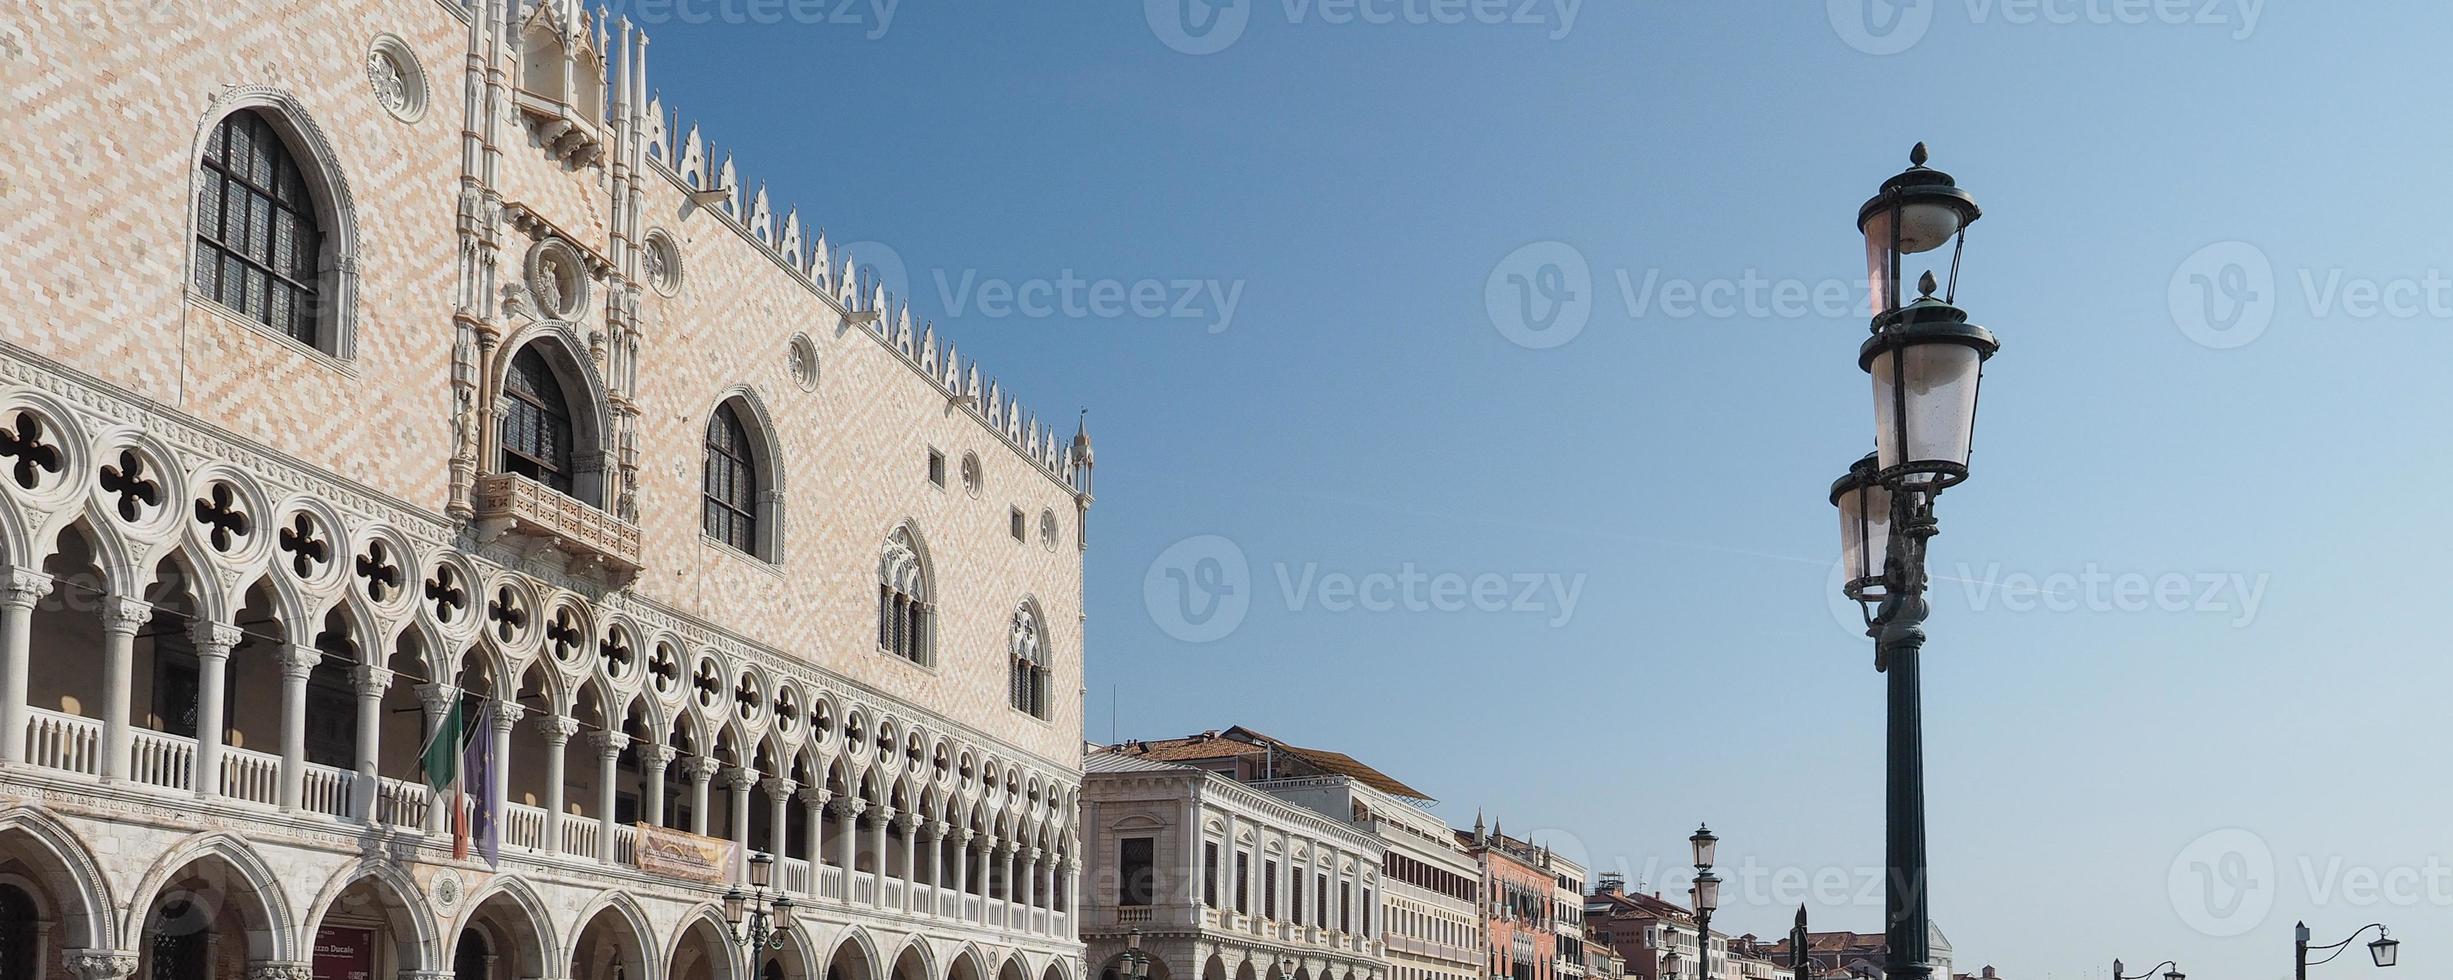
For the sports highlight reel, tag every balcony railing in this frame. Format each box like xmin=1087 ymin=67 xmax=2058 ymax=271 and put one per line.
xmin=471 ymin=472 xmax=644 ymax=576
xmin=16 ymin=712 xmax=1077 ymax=936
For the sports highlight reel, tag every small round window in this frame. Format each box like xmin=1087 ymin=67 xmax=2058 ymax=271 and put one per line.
xmin=644 ymin=229 xmax=683 ymax=297
xmin=961 ymin=453 xmax=983 ymax=498
xmin=1039 ymin=509 xmax=1059 ymax=550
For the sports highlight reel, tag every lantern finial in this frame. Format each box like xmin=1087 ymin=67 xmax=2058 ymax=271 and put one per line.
xmin=1918 ymin=271 xmax=1939 ymax=299
xmin=1910 ymin=142 xmax=1930 ymax=167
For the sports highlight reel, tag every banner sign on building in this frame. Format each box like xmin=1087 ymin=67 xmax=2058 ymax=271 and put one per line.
xmin=314 ymin=926 xmax=374 ymax=980
xmin=634 ymin=823 xmax=737 ymax=882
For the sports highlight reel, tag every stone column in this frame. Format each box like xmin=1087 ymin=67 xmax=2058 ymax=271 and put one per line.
xmin=832 ymin=799 xmax=865 ymax=888
xmin=488 ymin=702 xmax=523 ymax=845
xmin=97 ymin=595 xmax=148 ymax=783
xmin=1039 ymin=849 xmax=1056 ymax=911
xmin=351 ymin=666 xmax=392 ymax=821
xmin=276 ymin=643 xmax=320 ymax=812
xmin=1023 ymin=846 xmax=1041 ymax=917
xmin=929 ymin=820 xmax=949 ymax=912
xmin=1186 ymin=801 xmax=1206 ymax=907
xmin=763 ymin=776 xmax=797 ymax=877
xmin=725 ymin=767 xmax=757 ymax=882
xmin=870 ymin=805 xmax=896 ymax=906
xmin=62 ymin=948 xmax=139 ymax=979
xmin=1219 ymin=811 xmax=1239 ymax=914
xmin=414 ymin=683 xmax=457 ymax=831
xmin=999 ymin=839 xmax=1020 ymax=920
xmin=641 ymin=743 xmax=675 ymax=827
xmin=537 ymin=715 xmax=576 ymax=853
xmin=897 ymin=812 xmax=921 ymax=913
xmin=591 ymin=730 xmax=628 ymax=863
xmin=953 ymin=827 xmax=975 ymax=915
xmin=0 ymin=568 xmax=51 ymax=765
xmin=190 ymin=622 xmax=241 ymax=798
xmin=686 ymin=756 xmax=722 ymax=836
xmin=1062 ymin=854 xmax=1082 ymax=935
xmin=800 ymin=789 xmax=829 ymax=880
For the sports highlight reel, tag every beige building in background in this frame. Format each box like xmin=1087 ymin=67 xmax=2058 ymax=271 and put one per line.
xmin=0 ymin=1 xmax=1095 ymax=978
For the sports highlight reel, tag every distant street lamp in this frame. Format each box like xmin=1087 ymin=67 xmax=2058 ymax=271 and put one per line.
xmin=2112 ymin=959 xmax=2183 ymax=980
xmin=2298 ymin=922 xmax=2401 ymax=980
xmin=1690 ymin=825 xmax=1721 ymax=980
xmin=1120 ymin=928 xmax=1152 ymax=980
xmin=1829 ymin=143 xmax=1995 ymax=980
xmin=723 ymin=851 xmax=794 ymax=950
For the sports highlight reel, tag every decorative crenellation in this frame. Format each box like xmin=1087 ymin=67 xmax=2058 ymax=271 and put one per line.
xmin=628 ymin=74 xmax=1091 ymax=494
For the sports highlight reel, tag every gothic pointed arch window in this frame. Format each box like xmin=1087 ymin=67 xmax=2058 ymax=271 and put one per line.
xmin=877 ymin=524 xmax=932 ymax=665
xmin=703 ymin=398 xmax=781 ymax=560
xmin=193 ymin=108 xmax=336 ymax=350
xmin=502 ymin=345 xmax=577 ymax=495
xmin=1009 ymin=600 xmax=1052 ymax=719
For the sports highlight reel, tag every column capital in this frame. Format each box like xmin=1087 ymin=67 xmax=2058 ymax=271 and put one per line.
xmin=188 ymin=620 xmax=243 ymax=655
xmin=830 ymin=798 xmax=867 ymax=818
xmin=0 ymin=568 xmax=51 ymax=610
xmin=874 ymin=805 xmax=899 ymax=823
xmin=490 ymin=700 xmax=527 ymax=729
xmin=353 ymin=665 xmax=395 ymax=697
xmin=640 ymin=743 xmax=678 ymax=767
xmin=589 ymin=730 xmax=629 ymax=756
xmin=1026 ymin=846 xmax=1044 ymax=863
xmin=762 ymin=776 xmax=799 ymax=797
xmin=278 ymin=644 xmax=324 ymax=678
xmin=682 ymin=755 xmax=726 ymax=780
xmin=414 ymin=682 xmax=458 ymax=711
xmin=535 ymin=714 xmax=580 ymax=744
xmin=994 ymin=838 xmax=1018 ymax=856
xmin=100 ymin=596 xmax=152 ymax=635
xmin=723 ymin=767 xmax=761 ymax=793
xmin=246 ymin=963 xmax=315 ymax=980
xmin=63 ymin=949 xmax=139 ymax=980
xmin=892 ymin=811 xmax=921 ymax=831
xmin=930 ymin=819 xmax=951 ymax=838
xmin=798 ymin=787 xmax=832 ymax=810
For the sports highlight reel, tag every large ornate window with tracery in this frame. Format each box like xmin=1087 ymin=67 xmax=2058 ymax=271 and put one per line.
xmin=1010 ymin=601 xmax=1051 ymax=718
xmin=501 ymin=345 xmax=576 ymax=494
xmin=193 ymin=110 xmax=325 ymax=347
xmin=702 ymin=402 xmax=760 ymax=553
xmin=878 ymin=525 xmax=932 ymax=665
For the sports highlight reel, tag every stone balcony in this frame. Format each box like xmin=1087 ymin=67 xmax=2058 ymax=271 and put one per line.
xmin=471 ymin=471 xmax=644 ymax=580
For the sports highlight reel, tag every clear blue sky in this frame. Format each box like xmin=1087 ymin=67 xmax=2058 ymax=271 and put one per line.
xmin=638 ymin=3 xmax=2453 ymax=978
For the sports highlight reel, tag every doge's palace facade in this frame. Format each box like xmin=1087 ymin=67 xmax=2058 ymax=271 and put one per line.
xmin=0 ymin=2 xmax=1093 ymax=979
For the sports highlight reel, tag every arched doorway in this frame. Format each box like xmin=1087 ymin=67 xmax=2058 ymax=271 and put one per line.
xmin=0 ymin=884 xmax=37 ymax=980
xmin=453 ymin=929 xmax=491 ymax=980
xmin=668 ymin=912 xmax=738 ymax=980
xmin=570 ymin=897 xmax=653 ymax=980
xmin=144 ymin=897 xmax=209 ymax=980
